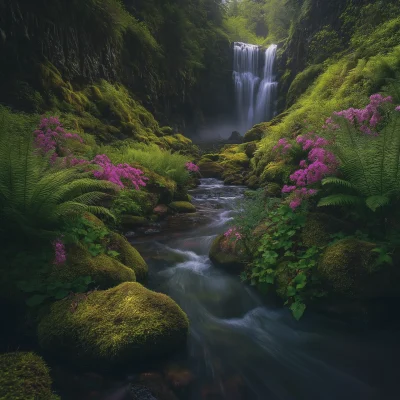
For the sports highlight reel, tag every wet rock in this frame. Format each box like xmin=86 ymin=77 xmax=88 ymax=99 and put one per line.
xmin=153 ymin=204 xmax=170 ymax=217
xmin=197 ymin=159 xmax=224 ymax=179
xmin=164 ymin=364 xmax=195 ymax=389
xmin=120 ymin=215 xmax=149 ymax=230
xmin=130 ymin=384 xmax=158 ymax=400
xmin=139 ymin=373 xmax=178 ymax=400
xmin=169 ymin=201 xmax=196 ymax=214
xmin=209 ymin=234 xmax=246 ymax=273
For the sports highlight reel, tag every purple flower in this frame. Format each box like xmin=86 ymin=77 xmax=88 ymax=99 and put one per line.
xmin=185 ymin=162 xmax=200 ymax=173
xmin=395 ymin=106 xmax=400 ymax=112
xmin=53 ymin=238 xmax=66 ymax=266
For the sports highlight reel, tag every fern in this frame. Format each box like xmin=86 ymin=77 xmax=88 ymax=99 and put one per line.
xmin=319 ymin=111 xmax=400 ymax=212
xmin=0 ymin=109 xmax=117 ymax=242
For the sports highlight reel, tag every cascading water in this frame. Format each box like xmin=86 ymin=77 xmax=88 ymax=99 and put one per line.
xmin=233 ymin=42 xmax=278 ymax=133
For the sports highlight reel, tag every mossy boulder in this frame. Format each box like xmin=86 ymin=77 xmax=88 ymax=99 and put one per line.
xmin=245 ymin=142 xmax=257 ymax=158
xmin=318 ymin=239 xmax=400 ymax=299
xmin=243 ymin=123 xmax=269 ymax=143
xmin=209 ymin=235 xmax=246 ymax=273
xmin=55 ymin=246 xmax=136 ymax=289
xmin=108 ymin=232 xmax=148 ymax=283
xmin=198 ymin=159 xmax=224 ymax=179
xmin=264 ymin=182 xmax=282 ymax=197
xmin=0 ymin=352 xmax=59 ymax=400
xmin=301 ymin=212 xmax=352 ymax=248
xmin=246 ymin=174 xmax=259 ymax=189
xmin=169 ymin=201 xmax=196 ymax=214
xmin=141 ymin=168 xmax=176 ymax=204
xmin=260 ymin=161 xmax=293 ymax=185
xmin=120 ymin=215 xmax=149 ymax=230
xmin=38 ymin=283 xmax=189 ymax=367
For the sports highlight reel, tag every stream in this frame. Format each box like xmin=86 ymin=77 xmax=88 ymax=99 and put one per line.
xmin=58 ymin=179 xmax=400 ymax=400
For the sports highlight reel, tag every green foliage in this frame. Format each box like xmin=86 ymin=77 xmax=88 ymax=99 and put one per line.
xmin=308 ymin=27 xmax=344 ymax=64
xmin=242 ymin=203 xmax=327 ymax=320
xmin=319 ymin=112 xmax=400 ymax=221
xmin=111 ymin=189 xmax=143 ymax=220
xmin=0 ymin=107 xmax=117 ymax=243
xmin=64 ymin=216 xmax=119 ymax=258
xmin=102 ymin=142 xmax=190 ymax=186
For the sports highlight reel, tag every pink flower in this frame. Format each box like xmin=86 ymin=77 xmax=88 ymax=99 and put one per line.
xmin=92 ymin=154 xmax=148 ymax=189
xmin=395 ymin=106 xmax=400 ymax=112
xmin=185 ymin=162 xmax=200 ymax=173
xmin=53 ymin=238 xmax=66 ymax=266
xmin=282 ymin=185 xmax=296 ymax=193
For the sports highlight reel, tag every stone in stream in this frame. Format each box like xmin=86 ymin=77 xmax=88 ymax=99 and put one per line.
xmin=209 ymin=234 xmax=246 ymax=273
xmin=130 ymin=385 xmax=158 ymax=400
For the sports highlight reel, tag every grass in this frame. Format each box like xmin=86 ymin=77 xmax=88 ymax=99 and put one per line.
xmin=99 ymin=142 xmax=191 ymax=186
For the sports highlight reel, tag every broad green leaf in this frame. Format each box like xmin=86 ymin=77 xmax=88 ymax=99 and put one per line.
xmin=290 ymin=301 xmax=306 ymax=321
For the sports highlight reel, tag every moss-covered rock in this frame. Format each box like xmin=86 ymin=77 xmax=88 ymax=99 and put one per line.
xmin=169 ymin=201 xmax=196 ymax=214
xmin=198 ymin=159 xmax=224 ymax=179
xmin=141 ymin=168 xmax=176 ymax=204
xmin=120 ymin=215 xmax=149 ymax=230
xmin=245 ymin=174 xmax=259 ymax=189
xmin=301 ymin=212 xmax=352 ymax=248
xmin=0 ymin=352 xmax=59 ymax=400
xmin=318 ymin=238 xmax=400 ymax=299
xmin=108 ymin=232 xmax=148 ymax=283
xmin=245 ymin=142 xmax=257 ymax=158
xmin=260 ymin=161 xmax=293 ymax=185
xmin=264 ymin=182 xmax=282 ymax=197
xmin=209 ymin=235 xmax=246 ymax=273
xmin=54 ymin=246 xmax=136 ymax=289
xmin=38 ymin=283 xmax=189 ymax=367
xmin=243 ymin=123 xmax=269 ymax=143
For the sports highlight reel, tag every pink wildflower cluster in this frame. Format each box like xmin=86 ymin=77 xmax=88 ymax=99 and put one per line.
xmin=273 ymin=138 xmax=292 ymax=156
xmin=185 ymin=161 xmax=200 ymax=173
xmin=396 ymin=106 xmax=400 ymax=112
xmin=224 ymin=227 xmax=242 ymax=241
xmin=52 ymin=238 xmax=66 ymax=266
xmin=282 ymin=133 xmax=338 ymax=210
xmin=324 ymin=94 xmax=393 ymax=134
xmin=92 ymin=154 xmax=148 ymax=189
xmin=34 ymin=116 xmax=83 ymax=161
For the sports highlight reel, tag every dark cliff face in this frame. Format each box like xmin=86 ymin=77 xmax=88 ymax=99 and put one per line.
xmin=275 ymin=0 xmax=368 ymax=112
xmin=0 ymin=0 xmax=233 ymax=134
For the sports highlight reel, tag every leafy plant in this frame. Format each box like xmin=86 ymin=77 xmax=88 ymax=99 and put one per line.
xmin=318 ymin=108 xmax=400 ymax=219
xmin=64 ymin=216 xmax=119 ymax=258
xmin=0 ymin=109 xmax=117 ymax=243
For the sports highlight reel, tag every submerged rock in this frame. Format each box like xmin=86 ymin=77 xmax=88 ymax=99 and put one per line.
xmin=169 ymin=201 xmax=196 ymax=214
xmin=120 ymin=215 xmax=149 ymax=230
xmin=0 ymin=352 xmax=59 ymax=400
xmin=38 ymin=282 xmax=189 ymax=368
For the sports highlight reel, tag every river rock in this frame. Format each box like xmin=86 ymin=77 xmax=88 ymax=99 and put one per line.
xmin=168 ymin=201 xmax=196 ymax=213
xmin=153 ymin=204 xmax=170 ymax=217
xmin=120 ymin=215 xmax=149 ymax=229
xmin=37 ymin=282 xmax=189 ymax=368
xmin=209 ymin=234 xmax=246 ymax=273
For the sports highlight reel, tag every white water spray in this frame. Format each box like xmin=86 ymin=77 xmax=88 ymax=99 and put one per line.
xmin=233 ymin=42 xmax=278 ymax=133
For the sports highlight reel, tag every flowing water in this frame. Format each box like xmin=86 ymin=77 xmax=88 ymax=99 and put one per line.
xmin=233 ymin=43 xmax=278 ymax=133
xmin=58 ymin=179 xmax=400 ymax=400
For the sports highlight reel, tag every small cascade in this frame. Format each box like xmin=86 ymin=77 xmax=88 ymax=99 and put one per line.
xmin=233 ymin=42 xmax=278 ymax=133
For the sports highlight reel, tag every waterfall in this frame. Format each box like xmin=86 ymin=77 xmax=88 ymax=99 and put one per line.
xmin=233 ymin=42 xmax=278 ymax=133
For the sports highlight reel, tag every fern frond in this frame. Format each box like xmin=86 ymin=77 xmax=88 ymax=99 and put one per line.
xmin=321 ymin=177 xmax=355 ymax=189
xmin=318 ymin=194 xmax=363 ymax=208
xmin=365 ymin=195 xmax=391 ymax=212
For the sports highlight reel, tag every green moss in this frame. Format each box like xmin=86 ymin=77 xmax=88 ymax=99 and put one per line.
xmin=120 ymin=215 xmax=149 ymax=230
xmin=108 ymin=232 xmax=148 ymax=283
xmin=286 ymin=64 xmax=325 ymax=106
xmin=209 ymin=235 xmax=245 ymax=273
xmin=169 ymin=201 xmax=196 ymax=214
xmin=0 ymin=352 xmax=57 ymax=400
xmin=53 ymin=246 xmax=136 ymax=289
xmin=260 ymin=161 xmax=293 ymax=184
xmin=317 ymin=238 xmax=400 ymax=299
xmin=301 ymin=213 xmax=352 ymax=248
xmin=275 ymin=263 xmax=296 ymax=299
xmin=38 ymin=282 xmax=189 ymax=367
xmin=265 ymin=182 xmax=282 ymax=197
xmin=243 ymin=123 xmax=269 ymax=143
xmin=245 ymin=142 xmax=257 ymax=158
xmin=198 ymin=159 xmax=224 ymax=178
